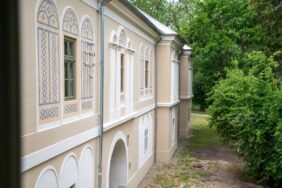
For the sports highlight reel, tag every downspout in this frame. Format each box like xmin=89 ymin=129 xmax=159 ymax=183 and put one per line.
xmin=98 ymin=1 xmax=111 ymax=188
xmin=154 ymin=35 xmax=163 ymax=162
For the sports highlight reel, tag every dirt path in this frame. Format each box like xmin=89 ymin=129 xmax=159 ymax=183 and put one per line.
xmin=138 ymin=115 xmax=264 ymax=188
xmin=186 ymin=145 xmax=261 ymax=188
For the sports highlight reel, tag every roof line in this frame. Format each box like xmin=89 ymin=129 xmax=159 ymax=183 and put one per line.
xmin=120 ymin=0 xmax=162 ymax=35
xmin=120 ymin=0 xmax=187 ymax=45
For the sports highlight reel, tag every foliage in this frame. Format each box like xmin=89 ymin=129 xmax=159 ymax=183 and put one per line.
xmin=249 ymin=0 xmax=282 ymax=53
xmin=182 ymin=0 xmax=265 ymax=109
xmin=129 ymin=0 xmax=195 ymax=33
xmin=208 ymin=51 xmax=282 ymax=185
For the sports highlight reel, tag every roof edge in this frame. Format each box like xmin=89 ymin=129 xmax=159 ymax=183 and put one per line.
xmin=120 ymin=0 xmax=162 ymax=35
xmin=120 ymin=0 xmax=187 ymax=47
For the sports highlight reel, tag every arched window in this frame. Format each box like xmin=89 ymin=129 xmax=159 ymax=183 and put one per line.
xmin=62 ymin=8 xmax=79 ymax=105
xmin=37 ymin=0 xmax=60 ymax=123
xmin=119 ymin=30 xmax=126 ymax=46
xmin=62 ymin=8 xmax=79 ymax=36
xmin=81 ymin=17 xmax=95 ymax=111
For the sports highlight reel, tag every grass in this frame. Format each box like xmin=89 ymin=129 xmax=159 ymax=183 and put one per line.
xmin=188 ymin=116 xmax=221 ymax=148
xmin=145 ymin=115 xmax=220 ymax=188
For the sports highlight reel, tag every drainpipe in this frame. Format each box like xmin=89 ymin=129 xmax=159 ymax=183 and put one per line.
xmin=154 ymin=35 xmax=163 ymax=163
xmin=98 ymin=1 xmax=112 ymax=188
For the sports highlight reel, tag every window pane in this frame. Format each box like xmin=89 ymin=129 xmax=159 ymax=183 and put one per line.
xmin=64 ymin=37 xmax=76 ymax=100
xmin=69 ymin=79 xmax=74 ymax=98
xmin=64 ymin=62 xmax=68 ymax=79
xmin=145 ymin=61 xmax=149 ymax=88
xmin=69 ymin=62 xmax=74 ymax=79
xmin=65 ymin=80 xmax=68 ymax=98
xmin=69 ymin=41 xmax=73 ymax=56
xmin=64 ymin=41 xmax=67 ymax=55
xmin=121 ymin=54 xmax=124 ymax=93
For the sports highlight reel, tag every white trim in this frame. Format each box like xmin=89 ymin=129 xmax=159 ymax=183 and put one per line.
xmin=134 ymin=103 xmax=155 ymax=118
xmin=104 ymin=103 xmax=155 ymax=131
xmin=22 ymin=104 xmax=155 ymax=172
xmin=157 ymin=100 xmax=180 ymax=107
xmin=106 ymin=131 xmax=128 ymax=188
xmin=104 ymin=7 xmax=156 ymax=45
xmin=81 ymin=0 xmax=98 ymax=10
xmin=21 ymin=127 xmax=99 ymax=172
xmin=59 ymin=153 xmax=79 ymax=188
xmin=180 ymin=95 xmax=193 ymax=100
xmin=35 ymin=165 xmax=59 ymax=188
xmin=79 ymin=145 xmax=95 ymax=188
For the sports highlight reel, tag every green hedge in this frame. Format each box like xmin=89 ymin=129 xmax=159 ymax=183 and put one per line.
xmin=208 ymin=52 xmax=282 ymax=186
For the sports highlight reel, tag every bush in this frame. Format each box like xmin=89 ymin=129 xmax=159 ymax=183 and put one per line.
xmin=208 ymin=51 xmax=282 ymax=186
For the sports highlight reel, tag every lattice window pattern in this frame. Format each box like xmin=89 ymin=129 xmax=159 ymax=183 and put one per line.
xmin=119 ymin=30 xmax=126 ymax=46
xmin=81 ymin=18 xmax=94 ymax=41
xmin=37 ymin=0 xmax=60 ymax=107
xmin=62 ymin=8 xmax=79 ymax=35
xmin=81 ymin=41 xmax=95 ymax=99
xmin=37 ymin=0 xmax=59 ymax=29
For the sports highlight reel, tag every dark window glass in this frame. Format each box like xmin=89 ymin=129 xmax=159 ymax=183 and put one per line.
xmin=64 ymin=37 xmax=76 ymax=100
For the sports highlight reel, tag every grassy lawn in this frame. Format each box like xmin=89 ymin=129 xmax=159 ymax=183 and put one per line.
xmin=188 ymin=116 xmax=221 ymax=148
xmin=145 ymin=115 xmax=220 ymax=188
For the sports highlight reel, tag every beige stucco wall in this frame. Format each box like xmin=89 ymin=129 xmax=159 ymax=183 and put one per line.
xmin=20 ymin=0 xmax=192 ymax=187
xmin=22 ymin=139 xmax=98 ymax=188
xmin=20 ymin=0 xmax=161 ymax=187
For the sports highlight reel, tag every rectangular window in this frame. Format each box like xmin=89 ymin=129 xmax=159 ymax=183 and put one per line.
xmin=121 ymin=54 xmax=124 ymax=93
xmin=64 ymin=37 xmax=76 ymax=100
xmin=144 ymin=129 xmax=148 ymax=152
xmin=145 ymin=60 xmax=149 ymax=88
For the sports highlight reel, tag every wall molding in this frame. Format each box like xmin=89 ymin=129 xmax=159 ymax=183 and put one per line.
xmin=22 ymin=104 xmax=156 ymax=172
xmin=157 ymin=100 xmax=180 ymax=108
xmin=180 ymin=95 xmax=193 ymax=100
xmin=104 ymin=7 xmax=156 ymax=45
xmin=21 ymin=127 xmax=99 ymax=172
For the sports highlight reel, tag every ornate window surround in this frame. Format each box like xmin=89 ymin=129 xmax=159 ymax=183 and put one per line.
xmin=36 ymin=0 xmax=61 ymax=125
xmin=61 ymin=7 xmax=80 ymax=118
xmin=108 ymin=26 xmax=135 ymax=120
xmin=80 ymin=16 xmax=95 ymax=113
xmin=35 ymin=1 xmax=98 ymax=130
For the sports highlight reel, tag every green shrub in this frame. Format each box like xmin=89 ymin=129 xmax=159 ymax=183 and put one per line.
xmin=208 ymin=51 xmax=282 ymax=186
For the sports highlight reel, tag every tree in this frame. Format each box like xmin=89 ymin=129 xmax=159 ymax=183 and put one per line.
xmin=129 ymin=0 xmax=170 ymax=25
xmin=249 ymin=0 xmax=282 ymax=84
xmin=182 ymin=0 xmax=265 ymax=109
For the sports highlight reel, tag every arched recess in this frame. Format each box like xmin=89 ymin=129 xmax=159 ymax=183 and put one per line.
xmin=36 ymin=0 xmax=61 ymax=124
xmin=62 ymin=7 xmax=79 ymax=36
xmin=110 ymin=30 xmax=118 ymax=43
xmin=59 ymin=153 xmax=79 ymax=188
xmin=107 ymin=131 xmax=128 ymax=188
xmin=79 ymin=145 xmax=94 ymax=188
xmin=117 ymin=26 xmax=126 ymax=46
xmin=35 ymin=166 xmax=58 ymax=188
xmin=80 ymin=16 xmax=95 ymax=111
